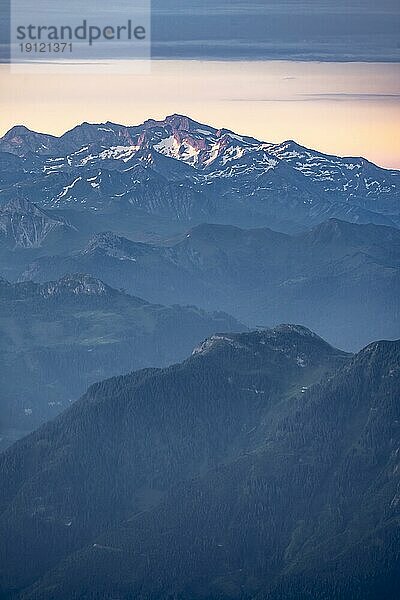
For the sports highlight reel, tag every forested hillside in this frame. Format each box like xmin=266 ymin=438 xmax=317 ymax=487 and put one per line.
xmin=2 ymin=329 xmax=398 ymax=599
xmin=0 ymin=273 xmax=243 ymax=449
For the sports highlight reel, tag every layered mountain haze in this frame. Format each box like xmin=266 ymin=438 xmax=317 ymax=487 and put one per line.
xmin=0 ymin=273 xmax=243 ymax=450
xmin=0 ymin=112 xmax=398 ymax=598
xmin=1 ymin=115 xmax=399 ymax=351
xmin=21 ymin=218 xmax=400 ymax=350
xmin=0 ymin=328 xmax=398 ymax=599
xmin=0 ymin=115 xmax=399 ymax=248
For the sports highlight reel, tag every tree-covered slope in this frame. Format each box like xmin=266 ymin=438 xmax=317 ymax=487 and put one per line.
xmin=0 ymin=326 xmax=349 ymax=596
xmin=14 ymin=339 xmax=399 ymax=600
xmin=0 ymin=273 xmax=243 ymax=449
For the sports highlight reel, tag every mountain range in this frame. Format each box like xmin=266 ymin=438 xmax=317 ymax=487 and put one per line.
xmin=0 ymin=114 xmax=398 ymax=598
xmin=0 ymin=114 xmax=398 ymax=352
xmin=18 ymin=218 xmax=400 ymax=351
xmin=0 ymin=115 xmax=399 ymax=254
xmin=0 ymin=327 xmax=398 ymax=599
xmin=0 ymin=273 xmax=243 ymax=450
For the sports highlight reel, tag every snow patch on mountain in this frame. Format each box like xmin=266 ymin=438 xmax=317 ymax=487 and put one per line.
xmin=1 ymin=114 xmax=399 ymax=225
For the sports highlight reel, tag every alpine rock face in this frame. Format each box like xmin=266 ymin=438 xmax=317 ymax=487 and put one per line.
xmin=0 ymin=114 xmax=399 ymax=236
xmin=0 ymin=196 xmax=72 ymax=249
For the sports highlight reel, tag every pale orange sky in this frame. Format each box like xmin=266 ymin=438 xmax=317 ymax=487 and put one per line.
xmin=1 ymin=60 xmax=399 ymax=168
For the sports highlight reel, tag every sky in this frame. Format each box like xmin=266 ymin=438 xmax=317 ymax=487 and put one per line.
xmin=0 ymin=0 xmax=399 ymax=168
xmin=3 ymin=1 xmax=400 ymax=62
xmin=150 ymin=0 xmax=400 ymax=62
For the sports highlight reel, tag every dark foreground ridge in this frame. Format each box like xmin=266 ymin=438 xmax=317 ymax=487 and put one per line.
xmin=0 ymin=328 xmax=399 ymax=599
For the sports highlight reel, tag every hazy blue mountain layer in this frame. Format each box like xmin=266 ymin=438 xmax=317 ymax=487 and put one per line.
xmin=0 ymin=273 xmax=243 ymax=449
xmin=20 ymin=218 xmax=400 ymax=351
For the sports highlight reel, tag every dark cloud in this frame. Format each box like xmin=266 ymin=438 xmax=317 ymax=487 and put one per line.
xmin=301 ymin=93 xmax=400 ymax=100
xmin=151 ymin=0 xmax=400 ymax=62
xmin=227 ymin=94 xmax=400 ymax=103
xmin=2 ymin=1 xmax=399 ymax=63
